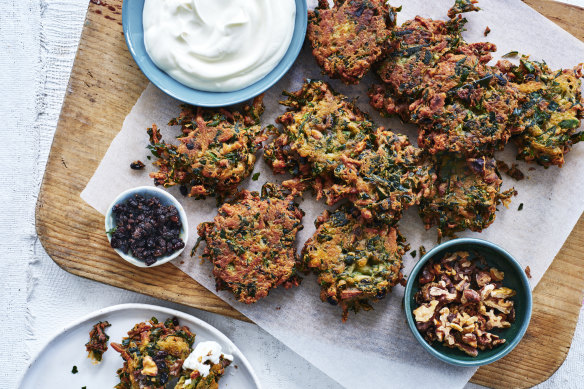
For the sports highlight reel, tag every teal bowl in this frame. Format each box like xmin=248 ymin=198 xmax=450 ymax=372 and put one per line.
xmin=122 ymin=0 xmax=308 ymax=107
xmin=404 ymin=238 xmax=532 ymax=367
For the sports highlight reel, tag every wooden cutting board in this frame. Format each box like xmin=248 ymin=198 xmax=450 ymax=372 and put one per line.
xmin=35 ymin=0 xmax=584 ymax=387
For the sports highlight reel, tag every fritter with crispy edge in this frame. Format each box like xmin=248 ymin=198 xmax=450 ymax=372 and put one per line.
xmin=264 ymin=80 xmax=377 ymax=203
xmin=264 ymin=81 xmax=435 ymax=224
xmin=148 ymin=96 xmax=267 ymax=201
xmin=419 ymin=155 xmax=516 ymax=240
xmin=302 ymin=204 xmax=407 ymax=321
xmin=175 ymin=357 xmax=231 ymax=389
xmin=86 ymin=321 xmax=111 ymax=363
xmin=373 ymin=15 xmax=468 ymax=113
xmin=372 ymin=39 xmax=521 ymax=157
xmin=111 ymin=317 xmax=195 ymax=389
xmin=196 ymin=183 xmax=304 ymax=304
xmin=307 ymin=0 xmax=399 ymax=84
xmin=331 ymin=128 xmax=436 ymax=224
xmin=497 ymin=57 xmax=584 ymax=167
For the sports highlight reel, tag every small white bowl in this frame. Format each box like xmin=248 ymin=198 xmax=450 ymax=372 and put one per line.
xmin=105 ymin=186 xmax=189 ymax=268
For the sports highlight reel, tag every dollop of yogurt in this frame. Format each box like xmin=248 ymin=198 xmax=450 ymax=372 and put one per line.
xmin=143 ymin=0 xmax=296 ymax=92
xmin=182 ymin=341 xmax=234 ymax=377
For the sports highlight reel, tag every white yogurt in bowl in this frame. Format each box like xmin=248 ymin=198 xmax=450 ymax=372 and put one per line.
xmin=143 ymin=0 xmax=296 ymax=92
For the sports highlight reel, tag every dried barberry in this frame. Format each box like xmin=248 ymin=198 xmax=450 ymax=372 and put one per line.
xmin=109 ymin=194 xmax=185 ymax=266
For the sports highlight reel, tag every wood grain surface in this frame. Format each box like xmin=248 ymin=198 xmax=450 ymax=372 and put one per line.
xmin=35 ymin=1 xmax=584 ymax=387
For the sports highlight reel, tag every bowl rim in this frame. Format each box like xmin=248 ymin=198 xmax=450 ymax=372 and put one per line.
xmin=122 ymin=0 xmax=308 ymax=107
xmin=403 ymin=237 xmax=532 ymax=367
xmin=104 ymin=186 xmax=189 ymax=268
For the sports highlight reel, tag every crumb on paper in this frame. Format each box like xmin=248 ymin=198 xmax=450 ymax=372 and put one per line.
xmin=484 ymin=26 xmax=491 ymax=36
xmin=525 ymin=266 xmax=531 ymax=279
xmin=497 ymin=161 xmax=525 ymax=181
xmin=419 ymin=246 xmax=427 ymax=258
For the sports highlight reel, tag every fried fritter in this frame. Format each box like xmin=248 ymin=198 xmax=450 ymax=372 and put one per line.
xmin=264 ymin=80 xmax=377 ymax=202
xmin=497 ymin=57 xmax=584 ymax=167
xmin=111 ymin=317 xmax=195 ymax=389
xmin=307 ymin=0 xmax=399 ymax=84
xmin=372 ymin=37 xmax=520 ymax=156
xmin=411 ymin=48 xmax=520 ymax=156
xmin=374 ymin=15 xmax=467 ymax=110
xmin=332 ymin=128 xmax=436 ymax=224
xmin=302 ymin=205 xmax=407 ymax=321
xmin=265 ymin=80 xmax=435 ymax=224
xmin=419 ymin=155 xmax=516 ymax=240
xmin=148 ymin=96 xmax=267 ymax=200
xmin=196 ymin=184 xmax=304 ymax=304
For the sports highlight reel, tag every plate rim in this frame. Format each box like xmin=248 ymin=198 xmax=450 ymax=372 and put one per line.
xmin=18 ymin=303 xmax=261 ymax=389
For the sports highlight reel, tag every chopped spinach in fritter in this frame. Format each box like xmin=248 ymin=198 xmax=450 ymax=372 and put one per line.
xmin=197 ymin=184 xmax=304 ymax=304
xmin=419 ymin=155 xmax=516 ymax=240
xmin=111 ymin=317 xmax=195 ymax=389
xmin=302 ymin=204 xmax=407 ymax=321
xmin=497 ymin=57 xmax=584 ymax=167
xmin=148 ymin=96 xmax=267 ymax=201
xmin=308 ymin=0 xmax=399 ymax=84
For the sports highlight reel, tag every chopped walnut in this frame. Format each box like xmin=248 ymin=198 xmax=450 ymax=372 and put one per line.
xmin=413 ymin=251 xmax=517 ymax=357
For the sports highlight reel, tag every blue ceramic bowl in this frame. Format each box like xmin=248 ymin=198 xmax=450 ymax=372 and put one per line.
xmin=122 ymin=0 xmax=308 ymax=107
xmin=404 ymin=238 xmax=532 ymax=367
xmin=105 ymin=186 xmax=189 ymax=268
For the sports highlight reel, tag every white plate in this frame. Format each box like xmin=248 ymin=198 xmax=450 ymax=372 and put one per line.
xmin=19 ymin=303 xmax=261 ymax=389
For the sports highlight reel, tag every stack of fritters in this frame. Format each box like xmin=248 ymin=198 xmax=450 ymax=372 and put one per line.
xmin=419 ymin=155 xmax=516 ymax=240
xmin=148 ymin=96 xmax=267 ymax=201
xmin=197 ymin=184 xmax=304 ymax=304
xmin=497 ymin=57 xmax=584 ymax=167
xmin=265 ymin=80 xmax=435 ymax=224
xmin=302 ymin=204 xmax=407 ymax=321
xmin=307 ymin=0 xmax=399 ymax=84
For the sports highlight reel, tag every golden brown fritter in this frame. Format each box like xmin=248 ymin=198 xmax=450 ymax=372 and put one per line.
xmin=265 ymin=80 xmax=435 ymax=224
xmin=374 ymin=15 xmax=466 ymax=111
xmin=196 ymin=184 xmax=304 ymax=304
xmin=148 ymin=97 xmax=267 ymax=201
xmin=371 ymin=35 xmax=521 ymax=157
xmin=419 ymin=155 xmax=516 ymax=240
xmin=111 ymin=317 xmax=195 ymax=389
xmin=302 ymin=204 xmax=407 ymax=321
xmin=307 ymin=0 xmax=399 ymax=84
xmin=497 ymin=57 xmax=584 ymax=167
xmin=264 ymin=80 xmax=377 ymax=202
xmin=331 ymin=128 xmax=436 ymax=224
xmin=411 ymin=48 xmax=521 ymax=156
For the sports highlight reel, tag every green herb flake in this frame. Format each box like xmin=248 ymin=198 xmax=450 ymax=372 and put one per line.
xmin=502 ymin=51 xmax=519 ymax=58
xmin=105 ymin=226 xmax=117 ymax=235
xmin=518 ymin=203 xmax=524 ymax=211
xmin=410 ymin=250 xmax=417 ymax=258
xmin=252 ymin=172 xmax=261 ymax=181
xmin=72 ymin=366 xmax=78 ymax=374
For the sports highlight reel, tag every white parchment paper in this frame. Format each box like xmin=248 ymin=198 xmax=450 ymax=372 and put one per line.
xmin=81 ymin=0 xmax=584 ymax=387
